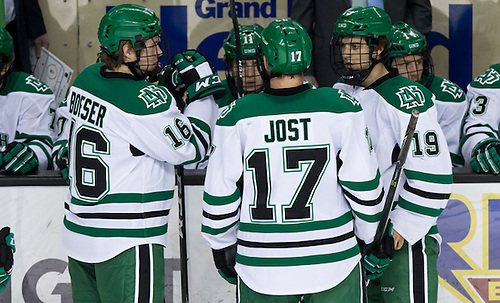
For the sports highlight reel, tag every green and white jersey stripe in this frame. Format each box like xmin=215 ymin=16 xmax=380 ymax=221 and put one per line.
xmin=461 ymin=63 xmax=500 ymax=164
xmin=63 ymin=63 xmax=217 ymax=263
xmin=0 ymin=71 xmax=55 ymax=169
xmin=202 ymin=85 xmax=384 ymax=295
xmin=335 ymin=72 xmax=452 ymax=246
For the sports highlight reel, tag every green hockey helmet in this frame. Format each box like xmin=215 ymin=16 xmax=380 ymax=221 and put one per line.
xmin=98 ymin=4 xmax=161 ymax=55
xmin=0 ymin=28 xmax=14 ymax=60
xmin=389 ymin=22 xmax=434 ymax=86
xmin=258 ymin=19 xmax=312 ymax=77
xmin=0 ymin=28 xmax=14 ymax=85
xmin=224 ymin=24 xmax=264 ymax=60
xmin=390 ymin=22 xmax=427 ymax=57
xmin=333 ymin=6 xmax=394 ymax=42
xmin=331 ymin=6 xmax=393 ymax=85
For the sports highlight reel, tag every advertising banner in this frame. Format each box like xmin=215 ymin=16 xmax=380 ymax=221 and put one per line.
xmin=0 ymin=183 xmax=499 ymax=302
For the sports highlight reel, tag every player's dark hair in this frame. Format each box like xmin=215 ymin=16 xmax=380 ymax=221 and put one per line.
xmin=99 ymin=41 xmax=131 ymax=70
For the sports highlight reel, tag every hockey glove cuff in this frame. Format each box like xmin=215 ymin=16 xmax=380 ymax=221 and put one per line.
xmin=2 ymin=142 xmax=38 ymax=174
xmin=471 ymin=137 xmax=500 ymax=174
xmin=55 ymin=143 xmax=70 ymax=185
xmin=0 ymin=227 xmax=15 ymax=293
xmin=363 ymin=223 xmax=394 ymax=280
xmin=170 ymin=50 xmax=225 ymax=103
xmin=212 ymin=244 xmax=237 ymax=284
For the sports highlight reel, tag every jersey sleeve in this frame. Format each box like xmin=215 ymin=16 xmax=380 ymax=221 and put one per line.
xmin=390 ymin=108 xmax=453 ymax=245
xmin=337 ymin=110 xmax=384 ymax=245
xmin=125 ymin=93 xmax=218 ymax=166
xmin=460 ymin=85 xmax=500 ymax=164
xmin=17 ymin=92 xmax=55 ymax=170
xmin=201 ymin=121 xmax=242 ymax=249
xmin=51 ymin=99 xmax=71 ymax=170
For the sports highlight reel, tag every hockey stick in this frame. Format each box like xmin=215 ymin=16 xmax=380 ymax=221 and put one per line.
xmin=176 ymin=165 xmax=189 ymax=303
xmin=374 ymin=109 xmax=419 ymax=246
xmin=229 ymin=0 xmax=244 ymax=97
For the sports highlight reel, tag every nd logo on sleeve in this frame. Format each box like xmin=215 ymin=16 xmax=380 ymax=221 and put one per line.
xmin=25 ymin=75 xmax=50 ymax=92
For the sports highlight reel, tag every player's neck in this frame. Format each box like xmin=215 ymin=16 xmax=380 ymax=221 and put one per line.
xmin=360 ymin=62 xmax=389 ymax=87
xmin=270 ymin=74 xmax=304 ymax=89
xmin=106 ymin=64 xmax=134 ymax=75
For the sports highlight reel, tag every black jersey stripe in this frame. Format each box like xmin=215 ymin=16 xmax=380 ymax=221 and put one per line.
xmin=403 ymin=181 xmax=450 ymax=200
xmin=192 ymin=124 xmax=209 ymax=153
xmin=342 ymin=188 xmax=384 ymax=206
xmin=203 ymin=209 xmax=239 ymax=220
xmin=236 ymin=231 xmax=355 ymax=249
xmin=65 ymin=203 xmax=169 ymax=219
xmin=138 ymin=244 xmax=151 ymax=303
xmin=411 ymin=240 xmax=425 ymax=303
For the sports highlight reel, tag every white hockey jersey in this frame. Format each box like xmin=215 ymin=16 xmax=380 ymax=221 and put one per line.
xmin=426 ymin=75 xmax=467 ymax=166
xmin=61 ymin=63 xmax=217 ymax=263
xmin=461 ymin=63 xmax=500 ymax=163
xmin=0 ymin=71 xmax=55 ymax=170
xmin=202 ymin=84 xmax=384 ymax=295
xmin=334 ymin=71 xmax=453 ymax=246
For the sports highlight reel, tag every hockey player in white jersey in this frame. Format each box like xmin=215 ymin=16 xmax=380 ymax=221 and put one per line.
xmin=331 ymin=7 xmax=452 ymax=303
xmin=202 ymin=18 xmax=389 ymax=302
xmin=389 ymin=22 xmax=467 ymax=166
xmin=59 ymin=4 xmax=218 ymax=302
xmin=461 ymin=64 xmax=500 ymax=174
xmin=0 ymin=28 xmax=54 ymax=174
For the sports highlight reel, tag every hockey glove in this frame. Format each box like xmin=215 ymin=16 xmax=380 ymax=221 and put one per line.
xmin=159 ymin=64 xmax=188 ymax=111
xmin=170 ymin=50 xmax=225 ymax=103
xmin=470 ymin=138 xmax=500 ymax=174
xmin=0 ymin=227 xmax=15 ymax=293
xmin=362 ymin=223 xmax=395 ymax=280
xmin=212 ymin=244 xmax=237 ymax=284
xmin=55 ymin=143 xmax=70 ymax=185
xmin=2 ymin=142 xmax=38 ymax=174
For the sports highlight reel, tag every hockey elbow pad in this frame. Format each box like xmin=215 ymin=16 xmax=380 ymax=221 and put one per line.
xmin=2 ymin=142 xmax=39 ymax=174
xmin=212 ymin=244 xmax=237 ymax=284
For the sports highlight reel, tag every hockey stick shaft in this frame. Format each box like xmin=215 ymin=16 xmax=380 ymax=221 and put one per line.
xmin=374 ymin=109 xmax=419 ymax=246
xmin=176 ymin=166 xmax=189 ymax=303
xmin=229 ymin=0 xmax=244 ymax=97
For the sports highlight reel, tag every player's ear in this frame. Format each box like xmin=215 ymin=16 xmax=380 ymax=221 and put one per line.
xmin=122 ymin=42 xmax=137 ymax=63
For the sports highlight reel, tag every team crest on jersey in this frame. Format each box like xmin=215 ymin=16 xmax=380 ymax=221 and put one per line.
xmin=338 ymin=90 xmax=359 ymax=106
xmin=219 ymin=100 xmax=237 ymax=119
xmin=396 ymin=85 xmax=425 ymax=109
xmin=474 ymin=68 xmax=500 ymax=85
xmin=25 ymin=75 xmax=50 ymax=92
xmin=440 ymin=79 xmax=464 ymax=99
xmin=138 ymin=85 xmax=168 ymax=108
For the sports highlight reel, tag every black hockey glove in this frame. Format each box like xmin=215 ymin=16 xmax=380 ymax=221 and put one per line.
xmin=470 ymin=138 xmax=500 ymax=174
xmin=1 ymin=142 xmax=38 ymax=174
xmin=212 ymin=244 xmax=237 ymax=284
xmin=55 ymin=143 xmax=70 ymax=185
xmin=159 ymin=65 xmax=188 ymax=112
xmin=169 ymin=50 xmax=225 ymax=103
xmin=0 ymin=227 xmax=15 ymax=293
xmin=362 ymin=223 xmax=395 ymax=280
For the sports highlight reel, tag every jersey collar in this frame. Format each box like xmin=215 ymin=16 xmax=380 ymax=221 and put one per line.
xmin=366 ymin=68 xmax=399 ymax=89
xmin=264 ymin=83 xmax=310 ymax=96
